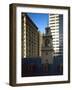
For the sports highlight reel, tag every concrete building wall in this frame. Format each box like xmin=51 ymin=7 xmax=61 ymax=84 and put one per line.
xmin=22 ymin=13 xmax=39 ymax=58
xmin=22 ymin=14 xmax=26 ymax=58
xmin=49 ymin=14 xmax=63 ymax=56
xmin=39 ymin=32 xmax=43 ymax=56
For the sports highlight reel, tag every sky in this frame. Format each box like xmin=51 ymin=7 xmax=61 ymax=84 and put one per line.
xmin=28 ymin=13 xmax=49 ymax=33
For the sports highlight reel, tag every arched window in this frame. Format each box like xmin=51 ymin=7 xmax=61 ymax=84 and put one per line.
xmin=45 ymin=39 xmax=50 ymax=47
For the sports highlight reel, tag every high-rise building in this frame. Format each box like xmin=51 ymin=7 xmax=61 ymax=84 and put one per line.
xmin=38 ymin=31 xmax=43 ymax=56
xmin=22 ymin=13 xmax=39 ymax=58
xmin=49 ymin=14 xmax=63 ymax=56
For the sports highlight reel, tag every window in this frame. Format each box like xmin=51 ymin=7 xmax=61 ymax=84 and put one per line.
xmin=46 ymin=52 xmax=48 ymax=55
xmin=45 ymin=39 xmax=50 ymax=47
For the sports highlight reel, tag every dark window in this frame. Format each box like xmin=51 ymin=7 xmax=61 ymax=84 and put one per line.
xmin=46 ymin=52 xmax=48 ymax=55
xmin=45 ymin=39 xmax=50 ymax=47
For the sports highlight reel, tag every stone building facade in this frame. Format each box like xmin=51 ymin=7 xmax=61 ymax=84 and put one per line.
xmin=41 ymin=27 xmax=54 ymax=64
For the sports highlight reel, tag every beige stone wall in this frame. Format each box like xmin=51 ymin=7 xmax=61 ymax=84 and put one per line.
xmin=41 ymin=51 xmax=54 ymax=64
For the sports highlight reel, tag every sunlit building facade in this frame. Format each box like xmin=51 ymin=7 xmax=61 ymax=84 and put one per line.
xmin=49 ymin=14 xmax=63 ymax=56
xmin=22 ymin=13 xmax=39 ymax=58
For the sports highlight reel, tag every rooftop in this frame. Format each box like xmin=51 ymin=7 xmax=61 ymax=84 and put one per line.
xmin=22 ymin=13 xmax=38 ymax=30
